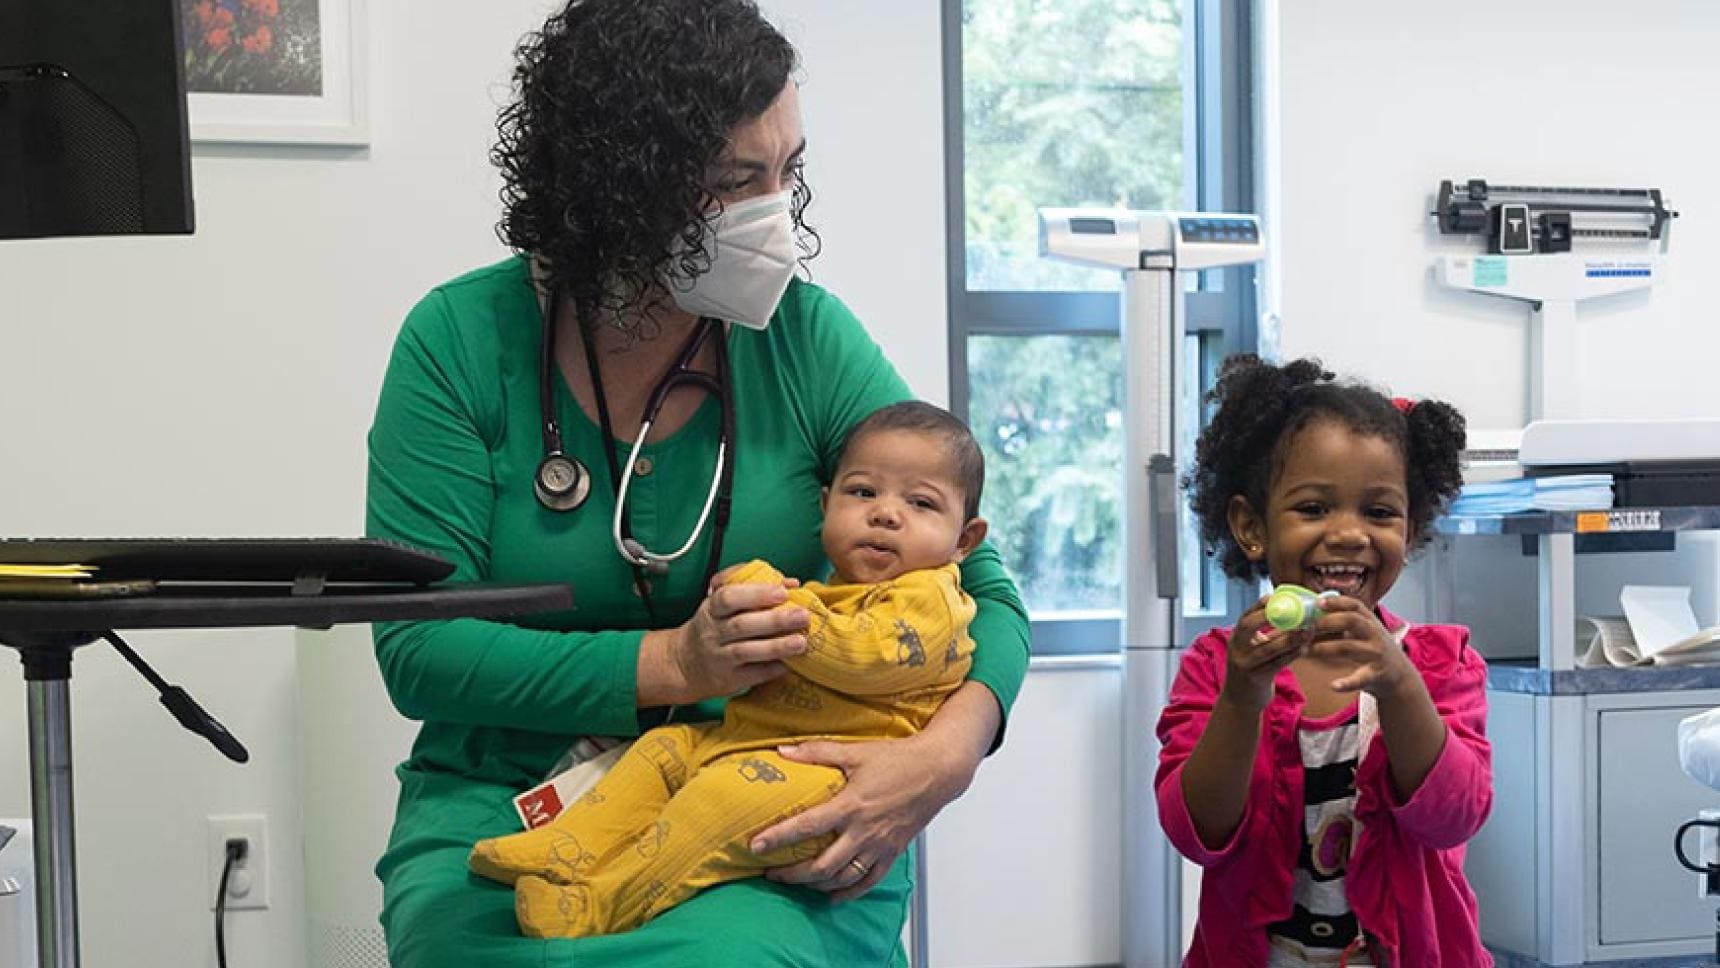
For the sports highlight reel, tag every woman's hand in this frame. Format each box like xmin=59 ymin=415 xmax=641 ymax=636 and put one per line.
xmin=1218 ymin=595 xmax=1310 ymax=713
xmin=748 ymin=731 xmax=972 ymax=902
xmin=749 ymin=682 xmax=999 ymax=902
xmin=1306 ymin=596 xmax=1415 ymax=697
xmin=636 ymin=565 xmax=810 ymax=706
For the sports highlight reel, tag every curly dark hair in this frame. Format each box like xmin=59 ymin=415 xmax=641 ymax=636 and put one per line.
xmin=1185 ymin=354 xmax=1468 ymax=580
xmin=493 ymin=0 xmax=820 ymax=339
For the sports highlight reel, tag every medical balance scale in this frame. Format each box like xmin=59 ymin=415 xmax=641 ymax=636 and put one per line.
xmin=1431 ymin=178 xmax=1678 ymax=423
xmin=1430 ymin=180 xmax=1717 ymax=503
xmin=1039 ymin=210 xmax=1264 ymax=968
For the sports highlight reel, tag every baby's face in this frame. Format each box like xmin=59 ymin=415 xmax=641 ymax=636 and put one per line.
xmin=821 ymin=429 xmax=973 ymax=583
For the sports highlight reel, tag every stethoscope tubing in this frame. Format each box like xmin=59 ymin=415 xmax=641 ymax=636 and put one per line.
xmin=614 ymin=426 xmax=728 ymax=572
xmin=606 ymin=320 xmax=729 ymax=570
xmin=538 ymin=288 xmax=733 ymax=588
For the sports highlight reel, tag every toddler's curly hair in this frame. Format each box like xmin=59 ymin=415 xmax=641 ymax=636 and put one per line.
xmin=1185 ymin=354 xmax=1467 ymax=580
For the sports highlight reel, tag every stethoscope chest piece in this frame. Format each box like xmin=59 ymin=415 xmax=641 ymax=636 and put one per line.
xmin=534 ymin=292 xmax=733 ymax=604
xmin=535 ymin=453 xmax=592 ymax=511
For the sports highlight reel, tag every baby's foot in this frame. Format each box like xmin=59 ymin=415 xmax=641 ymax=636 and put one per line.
xmin=468 ymin=826 xmax=594 ymax=885
xmin=515 ymin=874 xmax=600 ymax=939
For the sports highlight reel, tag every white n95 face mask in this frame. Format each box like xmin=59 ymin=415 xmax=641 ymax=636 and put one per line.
xmin=666 ymin=190 xmax=798 ymax=330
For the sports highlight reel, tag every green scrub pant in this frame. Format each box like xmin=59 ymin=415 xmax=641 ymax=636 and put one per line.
xmin=378 ymin=769 xmax=913 ymax=968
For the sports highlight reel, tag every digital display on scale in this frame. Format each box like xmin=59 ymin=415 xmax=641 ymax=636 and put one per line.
xmin=1178 ymin=217 xmax=1259 ymax=243
xmin=1069 ymin=217 xmax=1118 ymax=235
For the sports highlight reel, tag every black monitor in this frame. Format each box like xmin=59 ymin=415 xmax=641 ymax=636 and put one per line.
xmin=0 ymin=0 xmax=195 ymax=238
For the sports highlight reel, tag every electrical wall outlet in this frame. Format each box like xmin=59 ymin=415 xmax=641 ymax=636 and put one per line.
xmin=207 ymin=815 xmax=269 ymax=911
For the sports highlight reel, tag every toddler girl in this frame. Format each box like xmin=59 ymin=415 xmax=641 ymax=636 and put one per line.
xmin=1158 ymin=354 xmax=1491 ymax=966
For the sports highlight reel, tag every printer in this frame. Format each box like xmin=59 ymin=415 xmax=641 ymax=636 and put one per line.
xmin=1519 ymin=420 xmax=1720 ymax=508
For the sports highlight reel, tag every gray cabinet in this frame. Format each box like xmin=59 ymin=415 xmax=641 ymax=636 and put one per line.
xmin=1422 ymin=509 xmax=1720 ymax=966
xmin=1469 ymin=688 xmax=1720 ymax=964
xmin=1595 ymin=704 xmax=1717 ymax=947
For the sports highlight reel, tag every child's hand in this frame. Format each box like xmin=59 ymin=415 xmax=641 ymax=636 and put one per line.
xmin=1219 ymin=595 xmax=1310 ymax=713
xmin=1307 ymin=596 xmax=1415 ymax=696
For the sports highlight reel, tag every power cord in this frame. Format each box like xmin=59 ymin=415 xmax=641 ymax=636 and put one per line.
xmin=101 ymin=631 xmax=249 ymax=763
xmin=216 ymin=837 xmax=247 ymax=968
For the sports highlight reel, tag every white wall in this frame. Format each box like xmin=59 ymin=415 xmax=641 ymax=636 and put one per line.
xmin=925 ymin=663 xmax=1124 ymax=967
xmin=0 ymin=2 xmax=950 ymax=967
xmin=1270 ymin=0 xmax=1720 ymax=634
xmin=1272 ymin=0 xmax=1720 ymax=428
xmin=768 ymin=1 xmax=950 ymax=403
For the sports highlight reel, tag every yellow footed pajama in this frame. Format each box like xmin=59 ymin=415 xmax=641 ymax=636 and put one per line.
xmin=509 ymin=745 xmax=840 ymax=938
xmin=469 ymin=557 xmax=973 ymax=938
xmin=469 ymin=724 xmax=709 ymax=887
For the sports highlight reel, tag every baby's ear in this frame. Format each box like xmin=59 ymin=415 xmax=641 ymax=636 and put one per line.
xmin=1226 ymin=495 xmax=1266 ymax=563
xmin=952 ymin=517 xmax=989 ymax=563
xmin=819 ymin=486 xmax=830 ymax=515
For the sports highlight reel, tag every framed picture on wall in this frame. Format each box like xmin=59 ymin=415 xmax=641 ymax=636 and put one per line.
xmin=180 ymin=0 xmax=368 ymax=145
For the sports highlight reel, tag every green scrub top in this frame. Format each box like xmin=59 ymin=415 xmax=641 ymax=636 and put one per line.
xmin=366 ymin=257 xmax=1031 ymax=968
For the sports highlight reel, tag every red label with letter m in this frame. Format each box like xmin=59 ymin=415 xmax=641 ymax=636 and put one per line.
xmin=517 ymin=785 xmax=565 ymax=830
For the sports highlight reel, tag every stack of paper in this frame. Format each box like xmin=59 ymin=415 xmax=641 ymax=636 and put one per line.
xmin=1576 ymin=586 xmax=1720 ymax=668
xmin=0 ymin=564 xmax=93 ymax=580
xmin=0 ymin=563 xmax=95 ymax=598
xmin=1447 ymin=474 xmax=1614 ymax=516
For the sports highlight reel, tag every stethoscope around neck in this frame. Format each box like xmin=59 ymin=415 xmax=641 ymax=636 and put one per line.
xmin=533 ymin=290 xmax=735 ymax=595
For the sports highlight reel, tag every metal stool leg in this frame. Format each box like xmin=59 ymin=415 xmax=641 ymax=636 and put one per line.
xmin=26 ymin=679 xmax=79 ymax=968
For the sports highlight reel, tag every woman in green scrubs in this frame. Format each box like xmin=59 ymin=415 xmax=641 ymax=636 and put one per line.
xmin=364 ymin=2 xmax=1030 ymax=965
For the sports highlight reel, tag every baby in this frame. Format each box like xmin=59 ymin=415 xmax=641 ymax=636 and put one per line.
xmin=469 ymin=399 xmax=989 ymax=938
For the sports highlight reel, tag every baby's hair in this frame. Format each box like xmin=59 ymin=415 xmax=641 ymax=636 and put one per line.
xmin=839 ymin=401 xmax=985 ymax=521
xmin=1185 ymin=354 xmax=1467 ymax=579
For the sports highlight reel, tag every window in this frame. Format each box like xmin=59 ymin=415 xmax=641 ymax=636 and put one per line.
xmin=945 ymin=0 xmax=1258 ymax=654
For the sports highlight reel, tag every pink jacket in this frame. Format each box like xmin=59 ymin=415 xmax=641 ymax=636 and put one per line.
xmin=1155 ymin=608 xmax=1493 ymax=967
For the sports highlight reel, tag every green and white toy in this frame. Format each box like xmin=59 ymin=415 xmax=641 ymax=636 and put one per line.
xmin=1265 ymin=583 xmax=1339 ymax=631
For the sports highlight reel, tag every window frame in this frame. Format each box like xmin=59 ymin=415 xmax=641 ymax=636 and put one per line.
xmin=943 ymin=0 xmax=1260 ymax=656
